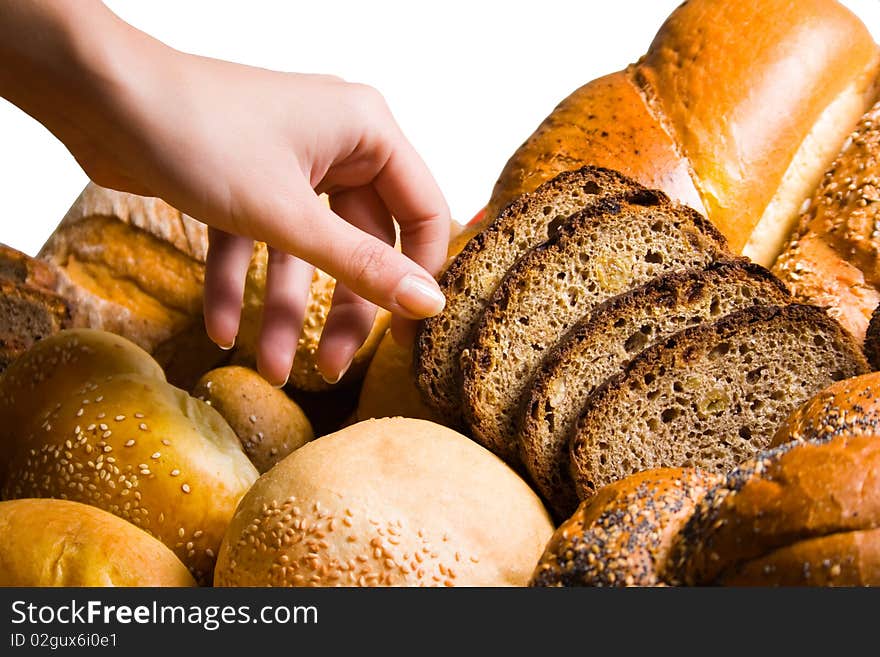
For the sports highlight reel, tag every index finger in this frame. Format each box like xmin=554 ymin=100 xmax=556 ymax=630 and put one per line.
xmin=373 ymin=133 xmax=451 ymax=278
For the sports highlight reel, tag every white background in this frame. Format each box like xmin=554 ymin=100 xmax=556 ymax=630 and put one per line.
xmin=1 ymin=0 xmax=879 ymax=256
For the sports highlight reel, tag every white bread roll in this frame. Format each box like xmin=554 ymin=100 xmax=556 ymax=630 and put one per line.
xmin=214 ymin=417 xmax=553 ymax=586
xmin=0 ymin=499 xmax=196 ymax=587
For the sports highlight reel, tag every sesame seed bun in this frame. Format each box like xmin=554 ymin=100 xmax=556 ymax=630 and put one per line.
xmin=0 ymin=498 xmax=196 ymax=587
xmin=193 ymin=366 xmax=314 ymax=473
xmin=1 ymin=331 xmax=258 ymax=584
xmin=0 ymin=329 xmax=165 ymax=485
xmin=214 ymin=417 xmax=553 ymax=587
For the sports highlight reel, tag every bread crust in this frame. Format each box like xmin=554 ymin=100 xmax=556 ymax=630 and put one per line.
xmin=772 ymin=371 xmax=880 ymax=448
xmin=488 ymin=0 xmax=880 ymax=263
xmin=530 ymin=468 xmax=720 ymax=587
xmin=773 ymin=100 xmax=880 ymax=342
xmin=671 ymin=434 xmax=880 ymax=585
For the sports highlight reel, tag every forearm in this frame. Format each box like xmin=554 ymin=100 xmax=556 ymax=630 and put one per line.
xmin=0 ymin=1 xmax=171 ymax=180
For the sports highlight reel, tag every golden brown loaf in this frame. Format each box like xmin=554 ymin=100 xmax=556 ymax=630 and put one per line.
xmin=214 ymin=417 xmax=553 ymax=587
xmin=671 ymin=433 xmax=880 ymax=586
xmin=487 ymin=0 xmax=879 ymax=267
xmin=0 ymin=499 xmax=196 ymax=587
xmin=356 ymin=330 xmax=441 ymax=423
xmin=0 ymin=329 xmax=258 ymax=584
xmin=193 ymin=366 xmax=314 ymax=473
xmin=773 ymin=99 xmax=880 ymax=342
xmin=531 ymin=468 xmax=721 ymax=587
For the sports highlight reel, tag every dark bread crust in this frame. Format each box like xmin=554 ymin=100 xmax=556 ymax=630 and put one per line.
xmin=462 ymin=192 xmax=729 ymax=463
xmin=521 ymin=259 xmax=790 ymax=520
xmin=570 ymin=304 xmax=869 ymax=499
xmin=414 ymin=167 xmax=644 ymax=427
xmin=671 ymin=433 xmax=880 ymax=585
xmin=530 ymin=467 xmax=720 ymax=587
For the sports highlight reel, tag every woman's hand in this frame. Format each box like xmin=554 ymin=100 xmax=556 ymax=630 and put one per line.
xmin=0 ymin=1 xmax=450 ymax=386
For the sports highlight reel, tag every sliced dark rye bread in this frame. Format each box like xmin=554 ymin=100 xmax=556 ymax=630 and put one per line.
xmin=0 ymin=244 xmax=70 ymax=371
xmin=414 ymin=167 xmax=645 ymax=426
xmin=569 ymin=304 xmax=869 ymax=500
xmin=461 ymin=191 xmax=729 ymax=464
xmin=520 ymin=260 xmax=792 ymax=520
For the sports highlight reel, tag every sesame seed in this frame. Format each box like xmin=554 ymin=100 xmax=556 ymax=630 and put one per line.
xmin=102 ymin=431 xmax=112 ymax=439
xmin=124 ymin=440 xmax=135 ymax=447
xmin=115 ymin=415 xmax=125 ymax=422
xmin=134 ymin=413 xmax=144 ymax=419
xmin=139 ymin=423 xmax=148 ymax=431
xmin=170 ymin=469 xmax=180 ymax=477
xmin=151 ymin=452 xmax=161 ymax=459
xmin=76 ymin=408 xmax=84 ymax=417
xmin=181 ymin=484 xmax=191 ymax=494
xmin=99 ymin=424 xmax=108 ymax=431
xmin=161 ymin=439 xmax=171 ymax=446
xmin=248 ymin=415 xmax=257 ymax=424
xmin=95 ymin=396 xmax=103 ymax=402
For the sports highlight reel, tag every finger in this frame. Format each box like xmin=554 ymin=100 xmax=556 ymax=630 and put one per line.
xmin=259 ymin=178 xmax=446 ymax=321
xmin=316 ymin=185 xmax=392 ymax=384
xmin=204 ymin=228 xmax=254 ymax=349
xmin=390 ymin=313 xmax=418 ymax=348
xmin=372 ymin=134 xmax=451 ymax=277
xmin=318 ymin=284 xmax=378 ymax=385
xmin=256 ymin=249 xmax=314 ymax=387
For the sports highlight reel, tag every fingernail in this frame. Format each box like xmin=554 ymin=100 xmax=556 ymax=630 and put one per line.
xmin=321 ymin=360 xmax=352 ymax=386
xmin=217 ymin=337 xmax=236 ymax=351
xmin=270 ymin=375 xmax=289 ymax=390
xmin=394 ymin=274 xmax=445 ymax=317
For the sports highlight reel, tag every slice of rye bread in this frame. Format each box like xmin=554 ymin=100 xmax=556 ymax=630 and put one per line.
xmin=0 ymin=245 xmax=70 ymax=371
xmin=569 ymin=304 xmax=869 ymax=501
xmin=461 ymin=191 xmax=730 ymax=464
xmin=414 ymin=167 xmax=645 ymax=426
xmin=520 ymin=260 xmax=792 ymax=520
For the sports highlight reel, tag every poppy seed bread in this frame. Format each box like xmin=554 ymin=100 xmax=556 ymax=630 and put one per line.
xmin=461 ymin=191 xmax=729 ymax=464
xmin=530 ymin=467 xmax=720 ymax=587
xmin=670 ymin=433 xmax=880 ymax=586
xmin=521 ymin=260 xmax=791 ymax=519
xmin=414 ymin=167 xmax=644 ymax=426
xmin=570 ymin=304 xmax=869 ymax=500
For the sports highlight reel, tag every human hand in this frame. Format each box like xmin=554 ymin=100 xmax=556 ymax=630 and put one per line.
xmin=0 ymin=1 xmax=450 ymax=387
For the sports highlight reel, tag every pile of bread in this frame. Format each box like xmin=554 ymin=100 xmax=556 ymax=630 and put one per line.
xmin=4 ymin=0 xmax=880 ymax=587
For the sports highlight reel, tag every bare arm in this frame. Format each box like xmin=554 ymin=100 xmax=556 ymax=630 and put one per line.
xmin=0 ymin=0 xmax=450 ymax=385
